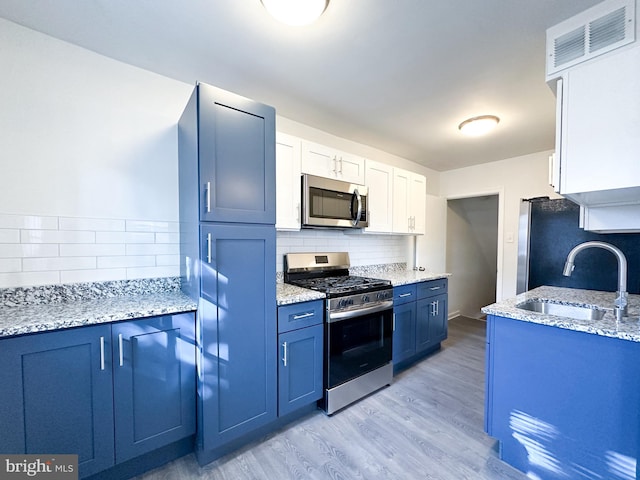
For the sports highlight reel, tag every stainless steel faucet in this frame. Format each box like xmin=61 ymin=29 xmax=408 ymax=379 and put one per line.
xmin=562 ymin=241 xmax=628 ymax=319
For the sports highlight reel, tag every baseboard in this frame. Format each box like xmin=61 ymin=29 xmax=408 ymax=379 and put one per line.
xmin=448 ymin=310 xmax=460 ymax=320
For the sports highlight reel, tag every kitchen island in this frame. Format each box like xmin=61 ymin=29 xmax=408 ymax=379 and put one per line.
xmin=482 ymin=286 xmax=640 ymax=479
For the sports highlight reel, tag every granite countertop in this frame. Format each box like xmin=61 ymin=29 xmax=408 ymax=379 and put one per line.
xmin=276 ymin=264 xmax=451 ymax=305
xmin=0 ymin=278 xmax=197 ymax=338
xmin=482 ymin=285 xmax=640 ymax=343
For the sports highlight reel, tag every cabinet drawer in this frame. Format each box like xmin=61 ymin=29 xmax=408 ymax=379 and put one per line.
xmin=393 ymin=284 xmax=417 ymax=305
xmin=417 ymin=278 xmax=448 ymax=299
xmin=278 ymin=300 xmax=324 ymax=333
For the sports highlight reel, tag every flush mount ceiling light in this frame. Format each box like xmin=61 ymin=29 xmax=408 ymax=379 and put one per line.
xmin=261 ymin=0 xmax=329 ymax=26
xmin=458 ymin=115 xmax=500 ymax=137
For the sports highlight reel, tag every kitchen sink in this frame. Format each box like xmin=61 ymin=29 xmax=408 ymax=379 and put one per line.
xmin=516 ymin=300 xmax=607 ymax=320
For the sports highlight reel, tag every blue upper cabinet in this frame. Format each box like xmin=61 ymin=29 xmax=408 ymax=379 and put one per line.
xmin=180 ymin=83 xmax=276 ymax=224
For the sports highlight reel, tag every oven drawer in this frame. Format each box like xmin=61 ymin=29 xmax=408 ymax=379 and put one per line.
xmin=393 ymin=284 xmax=416 ymax=305
xmin=417 ymin=278 xmax=448 ymax=299
xmin=278 ymin=300 xmax=324 ymax=333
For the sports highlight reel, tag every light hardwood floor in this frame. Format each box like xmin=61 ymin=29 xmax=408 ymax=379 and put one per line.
xmin=135 ymin=317 xmax=528 ymax=480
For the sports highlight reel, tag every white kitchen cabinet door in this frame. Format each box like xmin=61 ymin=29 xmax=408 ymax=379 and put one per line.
xmin=392 ymin=168 xmax=426 ymax=235
xmin=301 ymin=141 xmax=365 ymax=184
xmin=409 ymin=174 xmax=426 ymax=235
xmin=275 ymin=132 xmax=301 ymax=230
xmin=364 ymin=160 xmax=393 ymax=233
xmin=557 ymin=44 xmax=640 ymax=205
xmin=392 ymin=168 xmax=411 ymax=234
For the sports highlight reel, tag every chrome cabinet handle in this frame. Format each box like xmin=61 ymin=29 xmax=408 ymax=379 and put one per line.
xmin=339 ymin=156 xmax=343 ymax=174
xmin=430 ymin=286 xmax=441 ymax=290
xmin=332 ymin=156 xmax=338 ymax=174
xmin=435 ymin=300 xmax=439 ymax=316
xmin=393 ymin=313 xmax=396 ymax=331
xmin=207 ymin=233 xmax=212 ymax=264
xmin=293 ymin=312 xmax=314 ymax=320
xmin=399 ymin=293 xmax=412 ymax=298
xmin=205 ymin=182 xmax=211 ymax=213
xmin=118 ymin=333 xmax=124 ymax=367
xmin=282 ymin=342 xmax=288 ymax=367
xmin=100 ymin=336 xmax=105 ymax=371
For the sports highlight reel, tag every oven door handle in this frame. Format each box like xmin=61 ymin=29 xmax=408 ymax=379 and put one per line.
xmin=351 ymin=188 xmax=363 ymax=226
xmin=328 ymin=300 xmax=393 ymax=323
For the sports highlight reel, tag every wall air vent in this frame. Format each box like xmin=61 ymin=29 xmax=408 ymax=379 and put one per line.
xmin=546 ymin=0 xmax=636 ymax=81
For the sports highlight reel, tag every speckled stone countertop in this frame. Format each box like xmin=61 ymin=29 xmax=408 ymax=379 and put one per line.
xmin=482 ymin=285 xmax=640 ymax=343
xmin=275 ymin=263 xmax=451 ymax=305
xmin=0 ymin=278 xmax=197 ymax=338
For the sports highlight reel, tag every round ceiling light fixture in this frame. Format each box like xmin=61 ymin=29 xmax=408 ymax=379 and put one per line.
xmin=261 ymin=0 xmax=329 ymax=26
xmin=458 ymin=115 xmax=500 ymax=137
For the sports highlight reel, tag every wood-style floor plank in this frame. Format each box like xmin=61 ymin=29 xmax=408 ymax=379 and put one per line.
xmin=134 ymin=317 xmax=527 ymax=480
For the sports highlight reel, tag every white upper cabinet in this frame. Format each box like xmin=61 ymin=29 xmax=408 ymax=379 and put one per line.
xmin=363 ymin=160 xmax=394 ymax=233
xmin=392 ymin=168 xmax=426 ymax=235
xmin=275 ymin=132 xmax=302 ymax=231
xmin=554 ymin=44 xmax=640 ymax=206
xmin=301 ymin=141 xmax=365 ymax=184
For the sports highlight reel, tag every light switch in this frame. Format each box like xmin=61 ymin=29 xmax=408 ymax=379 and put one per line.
xmin=506 ymin=232 xmax=514 ymax=243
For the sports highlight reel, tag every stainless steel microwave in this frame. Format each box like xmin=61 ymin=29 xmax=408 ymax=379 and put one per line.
xmin=302 ymin=174 xmax=368 ymax=228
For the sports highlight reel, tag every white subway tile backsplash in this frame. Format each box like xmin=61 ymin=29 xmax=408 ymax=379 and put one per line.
xmin=0 ymin=244 xmax=59 ymax=258
xmin=61 ymin=268 xmax=127 ymax=284
xmin=126 ymin=243 xmax=179 ymax=256
xmin=0 ymin=213 xmax=180 ymax=287
xmin=21 ymin=230 xmax=96 ymax=244
xmin=0 ymin=271 xmax=60 ymax=288
xmin=23 ymin=257 xmax=96 ymax=272
xmin=155 ymin=232 xmax=180 ymax=244
xmin=0 ymin=258 xmax=21 ymax=273
xmin=0 ymin=214 xmax=58 ymax=230
xmin=0 ymin=229 xmax=20 ymax=244
xmin=60 ymin=244 xmax=126 ymax=257
xmin=59 ymin=217 xmax=125 ymax=232
xmin=127 ymin=265 xmax=179 ymax=279
xmin=97 ymin=255 xmax=155 ymax=269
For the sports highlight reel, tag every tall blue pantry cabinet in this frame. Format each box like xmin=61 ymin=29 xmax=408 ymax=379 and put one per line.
xmin=178 ymin=82 xmax=276 ymax=463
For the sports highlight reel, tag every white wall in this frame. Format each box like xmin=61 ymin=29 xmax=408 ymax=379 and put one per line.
xmin=0 ymin=19 xmax=193 ymax=286
xmin=440 ymin=150 xmax=561 ymax=301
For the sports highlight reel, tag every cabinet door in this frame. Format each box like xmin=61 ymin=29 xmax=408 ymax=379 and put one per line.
xmin=336 ymin=151 xmax=365 ymax=184
xmin=428 ymin=294 xmax=448 ymax=344
xmin=199 ymin=223 xmax=277 ymax=451
xmin=112 ymin=313 xmax=196 ymax=463
xmin=409 ymin=173 xmax=426 ymax=234
xmin=364 ymin=159 xmax=394 ymax=233
xmin=198 ymin=83 xmax=276 ymax=224
xmin=560 ymin=45 xmax=640 ymax=200
xmin=275 ymin=132 xmax=302 ymax=231
xmin=301 ymin=141 xmax=338 ymax=178
xmin=0 ymin=325 xmax=115 ymax=478
xmin=392 ymin=302 xmax=416 ymax=364
xmin=278 ymin=324 xmax=324 ymax=416
xmin=392 ymin=168 xmax=411 ymax=233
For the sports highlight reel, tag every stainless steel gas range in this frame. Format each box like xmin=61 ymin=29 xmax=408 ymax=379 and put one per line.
xmin=284 ymin=252 xmax=393 ymax=414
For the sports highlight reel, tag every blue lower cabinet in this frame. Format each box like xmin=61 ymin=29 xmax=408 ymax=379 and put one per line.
xmin=392 ymin=301 xmax=416 ymax=364
xmin=0 ymin=313 xmax=196 ymax=479
xmin=113 ymin=313 xmax=196 ymax=463
xmin=0 ymin=325 xmax=115 ymax=478
xmin=198 ymin=223 xmax=277 ymax=452
xmin=393 ymin=279 xmax=448 ymax=370
xmin=278 ymin=324 xmax=324 ymax=416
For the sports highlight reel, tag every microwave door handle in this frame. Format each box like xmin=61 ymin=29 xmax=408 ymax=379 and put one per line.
xmin=352 ymin=189 xmax=362 ymax=226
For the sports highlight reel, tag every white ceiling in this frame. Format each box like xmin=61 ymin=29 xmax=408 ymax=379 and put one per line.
xmin=0 ymin=0 xmax=602 ymax=171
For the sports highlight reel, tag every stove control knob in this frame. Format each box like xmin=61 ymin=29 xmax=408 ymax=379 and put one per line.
xmin=338 ymin=299 xmax=347 ymax=308
xmin=362 ymin=295 xmax=370 ymax=303
xmin=347 ymin=298 xmax=354 ymax=306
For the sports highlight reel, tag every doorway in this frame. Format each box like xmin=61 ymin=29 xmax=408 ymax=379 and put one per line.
xmin=446 ymin=195 xmax=499 ymax=319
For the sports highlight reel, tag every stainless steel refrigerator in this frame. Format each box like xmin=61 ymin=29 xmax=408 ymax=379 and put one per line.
xmin=517 ymin=198 xmax=639 ymax=295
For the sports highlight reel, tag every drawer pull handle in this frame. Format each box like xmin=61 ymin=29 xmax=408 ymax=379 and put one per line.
xmin=293 ymin=312 xmax=314 ymax=320
xmin=399 ymin=293 xmax=412 ymax=298
xmin=100 ymin=336 xmax=105 ymax=371
xmin=429 ymin=286 xmax=441 ymax=290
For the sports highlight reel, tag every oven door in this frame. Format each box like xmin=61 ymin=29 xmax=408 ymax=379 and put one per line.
xmin=326 ymin=305 xmax=393 ymax=389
